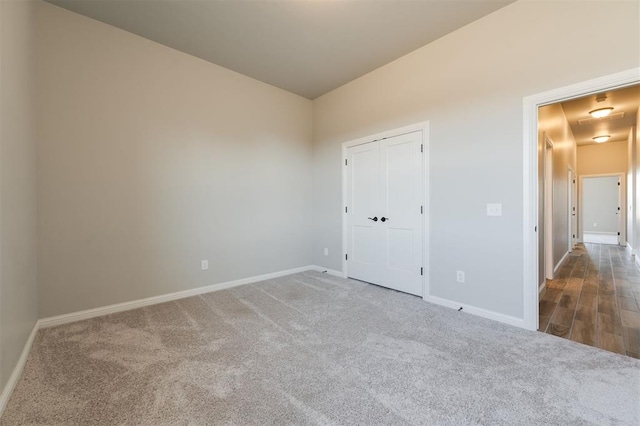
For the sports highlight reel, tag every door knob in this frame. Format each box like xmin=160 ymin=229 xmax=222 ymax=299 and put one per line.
xmin=381 ymin=217 xmax=389 ymax=222
xmin=367 ymin=216 xmax=378 ymax=222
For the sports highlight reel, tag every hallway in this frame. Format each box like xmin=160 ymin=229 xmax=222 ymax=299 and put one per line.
xmin=539 ymin=243 xmax=640 ymax=358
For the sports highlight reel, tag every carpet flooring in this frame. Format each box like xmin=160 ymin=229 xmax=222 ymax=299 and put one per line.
xmin=2 ymin=271 xmax=639 ymax=425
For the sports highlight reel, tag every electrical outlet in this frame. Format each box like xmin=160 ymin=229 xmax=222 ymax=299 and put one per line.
xmin=456 ymin=270 xmax=465 ymax=283
xmin=201 ymin=260 xmax=209 ymax=270
xmin=324 ymin=248 xmax=329 ymax=256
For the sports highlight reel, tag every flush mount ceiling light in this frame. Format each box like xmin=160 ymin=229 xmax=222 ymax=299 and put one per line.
xmin=593 ymin=135 xmax=610 ymax=143
xmin=589 ymin=107 xmax=614 ymax=118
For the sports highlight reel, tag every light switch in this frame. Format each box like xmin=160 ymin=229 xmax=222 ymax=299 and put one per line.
xmin=487 ymin=203 xmax=502 ymax=217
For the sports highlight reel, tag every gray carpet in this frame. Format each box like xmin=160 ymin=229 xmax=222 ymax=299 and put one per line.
xmin=2 ymin=271 xmax=639 ymax=425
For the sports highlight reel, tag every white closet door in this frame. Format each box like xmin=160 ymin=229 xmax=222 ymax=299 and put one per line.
xmin=346 ymin=131 xmax=423 ymax=296
xmin=346 ymin=142 xmax=382 ymax=284
xmin=378 ymin=132 xmax=423 ymax=295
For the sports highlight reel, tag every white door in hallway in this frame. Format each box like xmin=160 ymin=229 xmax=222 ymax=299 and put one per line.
xmin=345 ymin=131 xmax=423 ymax=296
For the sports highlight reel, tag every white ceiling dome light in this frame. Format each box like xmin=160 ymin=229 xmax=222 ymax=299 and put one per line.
xmin=592 ymin=135 xmax=611 ymax=143
xmin=589 ymin=107 xmax=614 ymax=118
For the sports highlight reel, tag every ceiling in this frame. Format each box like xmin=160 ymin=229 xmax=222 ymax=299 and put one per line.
xmin=561 ymin=85 xmax=640 ymax=146
xmin=45 ymin=0 xmax=514 ymax=99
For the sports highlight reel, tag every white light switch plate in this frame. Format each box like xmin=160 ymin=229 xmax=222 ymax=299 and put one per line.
xmin=201 ymin=260 xmax=209 ymax=270
xmin=487 ymin=203 xmax=502 ymax=217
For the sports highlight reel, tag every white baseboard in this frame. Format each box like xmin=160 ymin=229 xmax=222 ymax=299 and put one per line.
xmin=0 ymin=322 xmax=39 ymax=415
xmin=554 ymin=251 xmax=569 ymax=274
xmin=584 ymin=231 xmax=617 ymax=235
xmin=423 ymin=295 xmax=527 ymax=329
xmin=309 ymin=265 xmax=344 ymax=278
xmin=539 ymin=281 xmax=546 ymax=295
xmin=39 ymin=265 xmax=316 ymax=329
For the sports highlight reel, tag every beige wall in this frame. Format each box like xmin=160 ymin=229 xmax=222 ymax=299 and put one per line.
xmin=538 ymin=103 xmax=576 ymax=280
xmin=312 ymin=1 xmax=639 ymax=318
xmin=37 ymin=2 xmax=313 ymax=317
xmin=0 ymin=0 xmax=38 ymax=391
xmin=577 ymin=140 xmax=628 ymax=176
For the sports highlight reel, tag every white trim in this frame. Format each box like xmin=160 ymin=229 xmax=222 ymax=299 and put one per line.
xmin=0 ymin=322 xmax=38 ymax=415
xmin=544 ymin=137 xmax=554 ymax=280
xmin=523 ymin=67 xmax=640 ymax=332
xmin=554 ymin=250 xmax=569 ymax=274
xmin=584 ymin=231 xmax=618 ymax=236
xmin=308 ymin=265 xmax=343 ymax=277
xmin=425 ymin=295 xmax=526 ymax=329
xmin=39 ymin=266 xmax=315 ymax=328
xmin=539 ymin=281 xmax=546 ymax=295
xmin=341 ymin=121 xmax=430 ymax=298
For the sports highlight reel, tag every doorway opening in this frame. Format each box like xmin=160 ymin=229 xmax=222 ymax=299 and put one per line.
xmin=525 ymin=71 xmax=640 ymax=357
xmin=580 ymin=174 xmax=624 ymax=245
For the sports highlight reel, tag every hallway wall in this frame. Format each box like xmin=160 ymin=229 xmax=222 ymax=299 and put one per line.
xmin=578 ymin=140 xmax=628 ymax=176
xmin=538 ymin=103 xmax=577 ymax=279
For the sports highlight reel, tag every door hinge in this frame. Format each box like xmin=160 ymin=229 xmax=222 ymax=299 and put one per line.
xmin=345 ymin=206 xmax=348 ymax=213
xmin=618 ymin=232 xmax=621 ymax=236
xmin=420 ymin=267 xmax=423 ymax=276
xmin=420 ymin=144 xmax=423 ymax=153
xmin=345 ymin=254 xmax=348 ymax=261
xmin=618 ymin=182 xmax=621 ymax=186
xmin=573 ymin=180 xmax=576 ymax=184
xmin=535 ymin=226 xmax=537 ymax=232
xmin=345 ymin=159 xmax=348 ymax=166
xmin=420 ymin=205 xmax=423 ymax=214
xmin=573 ymin=234 xmax=575 ymax=238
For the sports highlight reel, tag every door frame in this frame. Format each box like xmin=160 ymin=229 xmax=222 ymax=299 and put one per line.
xmin=578 ymin=173 xmax=626 ymax=245
xmin=569 ymin=167 xmax=577 ymax=248
xmin=543 ymin=137 xmax=554 ymax=280
xmin=341 ymin=121 xmax=430 ymax=298
xmin=522 ymin=67 xmax=639 ymax=331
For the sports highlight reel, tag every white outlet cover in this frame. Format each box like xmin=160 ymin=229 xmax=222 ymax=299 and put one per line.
xmin=323 ymin=248 xmax=329 ymax=256
xmin=201 ymin=260 xmax=209 ymax=270
xmin=487 ymin=203 xmax=502 ymax=217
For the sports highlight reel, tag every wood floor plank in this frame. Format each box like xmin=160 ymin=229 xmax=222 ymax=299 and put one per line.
xmin=547 ymin=323 xmax=571 ymax=338
xmin=571 ymin=319 xmax=596 ymax=346
xmin=550 ymin=307 xmax=574 ymax=327
xmin=539 ymin=300 xmax=557 ymax=318
xmin=574 ymin=303 xmax=596 ymax=324
xmin=617 ymin=297 xmax=639 ymax=312
xmin=542 ymin=288 xmax=562 ymax=304
xmin=538 ymin=315 xmax=550 ymax=332
xmin=622 ymin=327 xmax=640 ymax=354
xmin=597 ymin=330 xmax=625 ymax=354
xmin=620 ymin=310 xmax=640 ymax=328
xmin=598 ymin=313 xmax=622 ymax=335
xmin=577 ymin=293 xmax=597 ymax=309
xmin=539 ymin=243 xmax=640 ymax=358
xmin=597 ymin=299 xmax=617 ymax=315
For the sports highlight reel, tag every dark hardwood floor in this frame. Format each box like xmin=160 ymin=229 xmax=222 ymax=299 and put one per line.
xmin=539 ymin=243 xmax=640 ymax=358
